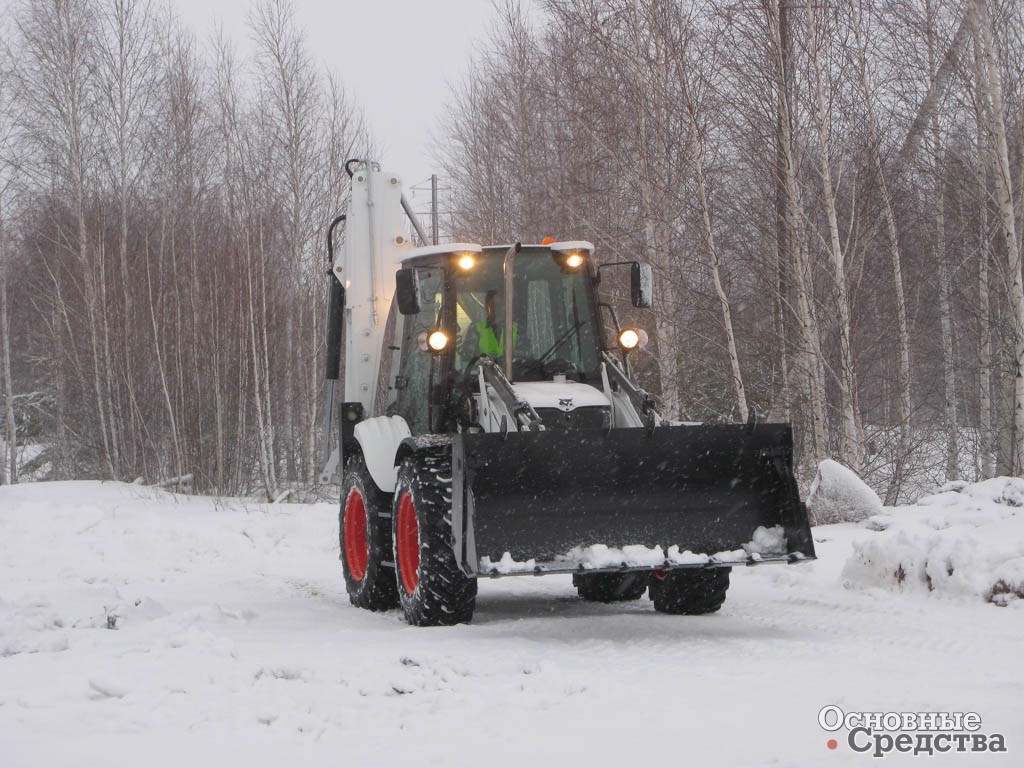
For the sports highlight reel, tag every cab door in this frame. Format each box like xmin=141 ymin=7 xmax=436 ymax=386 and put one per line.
xmin=390 ymin=265 xmax=446 ymax=435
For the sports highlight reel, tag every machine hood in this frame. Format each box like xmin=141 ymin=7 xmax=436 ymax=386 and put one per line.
xmin=510 ymin=381 xmax=610 ymax=413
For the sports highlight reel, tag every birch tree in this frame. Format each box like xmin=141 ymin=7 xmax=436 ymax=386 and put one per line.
xmin=0 ymin=190 xmax=12 ymax=484
xmin=852 ymin=4 xmax=912 ymax=500
xmin=970 ymin=0 xmax=1024 ymax=473
xmin=675 ymin=17 xmax=748 ymax=419
xmin=251 ymin=0 xmax=323 ymax=483
xmin=806 ymin=2 xmax=861 ymax=470
xmin=97 ymin=0 xmax=157 ymax=473
xmin=765 ymin=0 xmax=828 ymax=462
xmin=971 ymin=22 xmax=995 ymax=478
xmin=0 ymin=58 xmax=15 ymax=484
xmin=14 ymin=0 xmax=108 ymax=477
xmin=924 ymin=1 xmax=960 ymax=482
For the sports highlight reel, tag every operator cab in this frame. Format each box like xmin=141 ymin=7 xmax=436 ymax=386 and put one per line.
xmin=386 ymin=242 xmax=609 ymax=434
xmin=452 ymin=244 xmax=602 ymax=382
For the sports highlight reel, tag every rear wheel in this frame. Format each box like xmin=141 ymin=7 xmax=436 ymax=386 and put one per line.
xmin=649 ymin=567 xmax=730 ymax=615
xmin=393 ymin=451 xmax=477 ymax=626
xmin=573 ymin=572 xmax=649 ymax=602
xmin=340 ymin=454 xmax=399 ymax=611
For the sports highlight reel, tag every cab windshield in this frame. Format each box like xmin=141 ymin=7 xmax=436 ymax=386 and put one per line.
xmin=454 ymin=247 xmax=601 ymax=381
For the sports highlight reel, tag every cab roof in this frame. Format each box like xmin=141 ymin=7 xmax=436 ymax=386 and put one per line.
xmin=401 ymin=240 xmax=594 ymax=264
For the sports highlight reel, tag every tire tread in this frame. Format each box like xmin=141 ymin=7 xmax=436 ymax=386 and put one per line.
xmin=340 ymin=454 xmax=399 ymax=611
xmin=649 ymin=568 xmax=730 ymax=615
xmin=394 ymin=451 xmax=477 ymax=626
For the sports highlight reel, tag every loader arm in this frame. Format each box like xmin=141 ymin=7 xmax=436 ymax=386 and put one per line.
xmin=601 ymin=352 xmax=661 ymax=431
xmin=475 ymin=357 xmax=543 ymax=432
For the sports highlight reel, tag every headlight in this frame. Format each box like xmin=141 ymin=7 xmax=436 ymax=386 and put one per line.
xmin=457 ymin=253 xmax=476 ymax=270
xmin=565 ymin=252 xmax=584 ymax=269
xmin=618 ymin=328 xmax=648 ymax=351
xmin=427 ymin=330 xmax=449 ymax=352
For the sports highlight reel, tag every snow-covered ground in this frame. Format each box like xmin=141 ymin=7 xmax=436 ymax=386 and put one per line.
xmin=1 ymin=480 xmax=1021 ymax=767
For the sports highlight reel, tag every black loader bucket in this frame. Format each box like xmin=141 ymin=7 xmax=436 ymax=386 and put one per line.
xmin=451 ymin=424 xmax=815 ymax=576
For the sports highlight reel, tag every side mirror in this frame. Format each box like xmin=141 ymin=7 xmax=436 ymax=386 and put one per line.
xmin=631 ymin=262 xmax=653 ymax=308
xmin=395 ymin=268 xmax=421 ymax=315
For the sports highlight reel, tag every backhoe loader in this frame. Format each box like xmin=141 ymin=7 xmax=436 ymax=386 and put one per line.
xmin=322 ymin=161 xmax=815 ymax=626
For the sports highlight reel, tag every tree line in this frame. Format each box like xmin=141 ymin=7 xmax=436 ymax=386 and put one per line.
xmin=0 ymin=0 xmax=369 ymax=497
xmin=2 ymin=0 xmax=1022 ymax=504
xmin=440 ymin=0 xmax=1024 ymax=501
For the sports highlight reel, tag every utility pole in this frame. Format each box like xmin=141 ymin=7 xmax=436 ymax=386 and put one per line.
xmin=431 ymin=174 xmax=439 ymax=245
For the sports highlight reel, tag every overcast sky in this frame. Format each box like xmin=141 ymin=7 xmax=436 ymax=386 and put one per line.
xmin=172 ymin=0 xmax=539 ymax=203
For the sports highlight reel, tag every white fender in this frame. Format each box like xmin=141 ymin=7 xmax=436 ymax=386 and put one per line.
xmin=354 ymin=415 xmax=411 ymax=493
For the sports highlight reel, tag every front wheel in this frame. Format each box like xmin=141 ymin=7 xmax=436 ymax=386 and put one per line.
xmin=393 ymin=451 xmax=477 ymax=626
xmin=648 ymin=567 xmax=730 ymax=615
xmin=573 ymin=572 xmax=649 ymax=602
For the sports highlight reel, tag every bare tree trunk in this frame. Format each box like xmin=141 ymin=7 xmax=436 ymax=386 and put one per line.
xmin=213 ymin=32 xmax=238 ymax=493
xmin=627 ymin=7 xmax=679 ymax=418
xmin=926 ymin=4 xmax=958 ymax=482
xmin=67 ymin=66 xmax=116 ymax=480
xmin=98 ymin=240 xmax=121 ymax=476
xmin=974 ymin=30 xmax=994 ymax=478
xmin=639 ymin=168 xmax=680 ymax=418
xmin=150 ymin=212 xmax=185 ymax=482
xmin=246 ymin=224 xmax=278 ymax=500
xmin=1017 ymin=110 xmax=1024 ymax=239
xmin=211 ymin=253 xmax=226 ymax=492
xmin=682 ymin=96 xmax=748 ymax=419
xmin=307 ymin=284 xmax=320 ymax=485
xmin=853 ymin=12 xmax=912 ymax=502
xmin=0 ymin=195 xmax=15 ymax=483
xmin=100 ymin=0 xmax=154 ymax=479
xmin=771 ymin=0 xmax=792 ymax=425
xmin=807 ymin=4 xmax=860 ymax=470
xmin=971 ymin=0 xmax=1024 ymax=474
xmin=978 ymin=229 xmax=994 ymax=477
xmin=767 ymin=1 xmax=825 ymax=461
xmin=935 ymin=196 xmax=958 ymax=481
xmin=766 ymin=0 xmax=826 ymax=462
xmin=21 ymin=0 xmax=119 ymax=478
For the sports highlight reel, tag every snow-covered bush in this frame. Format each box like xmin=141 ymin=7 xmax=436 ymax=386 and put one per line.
xmin=842 ymin=477 xmax=1024 ymax=605
xmin=807 ymin=459 xmax=882 ymax=524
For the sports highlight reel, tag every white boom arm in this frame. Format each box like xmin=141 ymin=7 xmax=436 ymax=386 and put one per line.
xmin=333 ymin=163 xmax=412 ymax=416
xmin=320 ymin=163 xmax=415 ymax=483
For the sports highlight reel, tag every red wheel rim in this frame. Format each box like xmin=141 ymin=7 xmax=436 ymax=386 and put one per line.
xmin=652 ymin=568 xmax=668 ymax=581
xmin=396 ymin=492 xmax=420 ymax=593
xmin=343 ymin=489 xmax=368 ymax=581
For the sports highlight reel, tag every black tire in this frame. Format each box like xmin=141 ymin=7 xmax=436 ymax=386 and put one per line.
xmin=340 ymin=454 xmax=399 ymax=611
xmin=392 ymin=451 xmax=477 ymax=626
xmin=648 ymin=567 xmax=730 ymax=615
xmin=573 ymin=572 xmax=649 ymax=602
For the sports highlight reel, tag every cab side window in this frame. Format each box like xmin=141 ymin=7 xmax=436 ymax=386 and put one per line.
xmin=392 ymin=267 xmax=444 ymax=434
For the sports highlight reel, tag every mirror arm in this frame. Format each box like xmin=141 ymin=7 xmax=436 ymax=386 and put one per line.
xmin=596 ymin=260 xmax=638 ymax=283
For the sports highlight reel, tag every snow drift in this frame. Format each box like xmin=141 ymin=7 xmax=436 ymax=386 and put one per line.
xmin=807 ymin=459 xmax=883 ymax=524
xmin=842 ymin=477 xmax=1024 ymax=604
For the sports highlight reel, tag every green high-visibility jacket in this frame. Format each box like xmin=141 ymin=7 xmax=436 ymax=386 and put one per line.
xmin=476 ymin=319 xmax=517 ymax=356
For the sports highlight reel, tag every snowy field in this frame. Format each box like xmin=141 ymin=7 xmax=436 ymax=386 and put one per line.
xmin=2 ymin=480 xmax=1022 ymax=767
